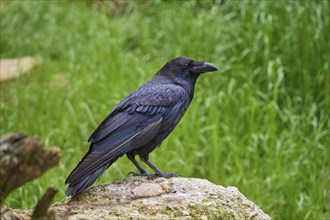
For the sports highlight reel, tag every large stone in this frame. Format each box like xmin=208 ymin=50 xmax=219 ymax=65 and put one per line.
xmin=3 ymin=177 xmax=271 ymax=219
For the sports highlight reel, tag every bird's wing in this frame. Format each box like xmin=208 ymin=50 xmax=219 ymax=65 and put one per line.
xmin=65 ymin=103 xmax=183 ymax=186
xmin=88 ymin=104 xmax=167 ymax=144
xmin=90 ymin=105 xmax=166 ymax=152
xmin=88 ymin=82 xmax=185 ymax=143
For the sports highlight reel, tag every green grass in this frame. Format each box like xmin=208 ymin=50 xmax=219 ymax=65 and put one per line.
xmin=1 ymin=1 xmax=329 ymax=219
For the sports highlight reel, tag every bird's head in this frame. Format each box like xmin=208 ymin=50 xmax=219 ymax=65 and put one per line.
xmin=159 ymin=56 xmax=218 ymax=81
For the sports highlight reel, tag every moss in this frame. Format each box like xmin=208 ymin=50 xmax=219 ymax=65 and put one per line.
xmin=188 ymin=202 xmax=235 ymax=220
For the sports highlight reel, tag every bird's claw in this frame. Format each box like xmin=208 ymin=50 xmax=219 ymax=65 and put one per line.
xmin=128 ymin=171 xmax=155 ymax=177
xmin=158 ymin=173 xmax=181 ymax=178
xmin=128 ymin=171 xmax=180 ymax=179
xmin=128 ymin=171 xmax=142 ymax=176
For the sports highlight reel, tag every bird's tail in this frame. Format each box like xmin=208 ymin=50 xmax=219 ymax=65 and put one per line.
xmin=65 ymin=128 xmax=143 ymax=195
xmin=65 ymin=164 xmax=108 ymax=195
xmin=65 ymin=151 xmax=120 ymax=195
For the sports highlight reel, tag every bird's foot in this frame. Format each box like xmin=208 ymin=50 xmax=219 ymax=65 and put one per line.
xmin=128 ymin=171 xmax=156 ymax=178
xmin=157 ymin=172 xmax=181 ymax=178
xmin=128 ymin=171 xmax=180 ymax=179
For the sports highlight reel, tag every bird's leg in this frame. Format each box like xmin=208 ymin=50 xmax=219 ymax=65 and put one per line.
xmin=140 ymin=155 xmax=180 ymax=178
xmin=127 ymin=153 xmax=152 ymax=176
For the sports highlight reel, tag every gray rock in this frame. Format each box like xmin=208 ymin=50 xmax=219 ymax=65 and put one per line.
xmin=3 ymin=177 xmax=271 ymax=220
xmin=132 ymin=182 xmax=163 ymax=198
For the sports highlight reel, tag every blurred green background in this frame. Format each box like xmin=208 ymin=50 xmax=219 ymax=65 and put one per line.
xmin=0 ymin=0 xmax=329 ymax=219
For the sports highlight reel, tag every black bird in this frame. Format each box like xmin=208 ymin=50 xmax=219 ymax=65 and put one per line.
xmin=65 ymin=56 xmax=217 ymax=195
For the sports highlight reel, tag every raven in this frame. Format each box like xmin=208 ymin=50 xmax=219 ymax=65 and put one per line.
xmin=65 ymin=56 xmax=217 ymax=195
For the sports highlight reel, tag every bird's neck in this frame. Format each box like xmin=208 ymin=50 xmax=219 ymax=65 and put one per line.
xmin=177 ymin=77 xmax=196 ymax=98
xmin=156 ymin=72 xmax=198 ymax=99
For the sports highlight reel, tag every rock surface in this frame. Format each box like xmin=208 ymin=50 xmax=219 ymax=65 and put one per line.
xmin=3 ymin=177 xmax=271 ymax=220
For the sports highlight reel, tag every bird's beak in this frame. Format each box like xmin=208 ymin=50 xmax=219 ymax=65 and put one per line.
xmin=189 ymin=61 xmax=218 ymax=74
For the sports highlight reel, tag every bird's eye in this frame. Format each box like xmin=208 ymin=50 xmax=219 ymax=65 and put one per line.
xmin=186 ymin=60 xmax=193 ymax=66
xmin=184 ymin=60 xmax=193 ymax=66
